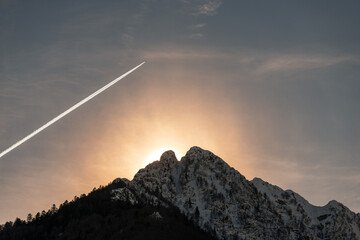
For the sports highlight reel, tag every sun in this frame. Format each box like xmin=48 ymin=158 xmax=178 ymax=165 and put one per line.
xmin=143 ymin=147 xmax=182 ymax=167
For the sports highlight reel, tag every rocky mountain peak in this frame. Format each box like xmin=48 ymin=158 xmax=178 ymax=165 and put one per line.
xmin=185 ymin=146 xmax=210 ymax=156
xmin=124 ymin=147 xmax=360 ymax=239
xmin=184 ymin=146 xmax=215 ymax=162
xmin=159 ymin=150 xmax=178 ymax=166
xmin=160 ymin=150 xmax=177 ymax=161
xmin=181 ymin=146 xmax=230 ymax=173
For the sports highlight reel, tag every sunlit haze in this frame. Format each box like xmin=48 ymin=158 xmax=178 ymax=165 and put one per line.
xmin=0 ymin=1 xmax=359 ymax=224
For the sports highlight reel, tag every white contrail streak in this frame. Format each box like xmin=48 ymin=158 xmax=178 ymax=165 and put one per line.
xmin=0 ymin=61 xmax=146 ymax=159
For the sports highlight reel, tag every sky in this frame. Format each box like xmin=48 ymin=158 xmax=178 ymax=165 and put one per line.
xmin=0 ymin=0 xmax=359 ymax=223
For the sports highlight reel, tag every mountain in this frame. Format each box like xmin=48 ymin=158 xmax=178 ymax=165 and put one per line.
xmin=1 ymin=146 xmax=359 ymax=239
xmin=0 ymin=177 xmax=214 ymax=240
xmin=127 ymin=146 xmax=360 ymax=239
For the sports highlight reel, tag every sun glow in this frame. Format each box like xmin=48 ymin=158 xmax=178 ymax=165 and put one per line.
xmin=143 ymin=147 xmax=182 ymax=167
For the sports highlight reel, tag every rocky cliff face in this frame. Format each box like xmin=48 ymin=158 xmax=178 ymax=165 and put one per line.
xmin=251 ymin=178 xmax=360 ymax=239
xmin=113 ymin=146 xmax=360 ymax=240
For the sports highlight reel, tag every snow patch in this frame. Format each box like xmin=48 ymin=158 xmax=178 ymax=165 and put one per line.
xmin=150 ymin=211 xmax=163 ymax=220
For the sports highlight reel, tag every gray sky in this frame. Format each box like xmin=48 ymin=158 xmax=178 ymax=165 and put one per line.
xmin=1 ymin=0 xmax=359 ymax=223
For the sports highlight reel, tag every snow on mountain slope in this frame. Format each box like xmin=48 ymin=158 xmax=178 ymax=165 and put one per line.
xmin=252 ymin=177 xmax=360 ymax=239
xmin=112 ymin=146 xmax=360 ymax=240
xmin=251 ymin=177 xmax=330 ymax=224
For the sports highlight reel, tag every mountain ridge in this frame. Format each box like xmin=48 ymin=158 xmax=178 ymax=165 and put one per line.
xmin=126 ymin=146 xmax=360 ymax=239
xmin=1 ymin=146 xmax=359 ymax=239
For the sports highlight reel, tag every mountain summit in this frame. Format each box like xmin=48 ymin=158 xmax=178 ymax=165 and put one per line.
xmin=127 ymin=146 xmax=360 ymax=239
xmin=1 ymin=146 xmax=359 ymax=240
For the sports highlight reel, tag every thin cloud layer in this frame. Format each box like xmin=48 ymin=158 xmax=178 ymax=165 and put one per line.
xmin=198 ymin=0 xmax=222 ymax=16
xmin=256 ymin=54 xmax=360 ymax=73
xmin=190 ymin=23 xmax=206 ymax=29
xmin=179 ymin=0 xmax=223 ymax=16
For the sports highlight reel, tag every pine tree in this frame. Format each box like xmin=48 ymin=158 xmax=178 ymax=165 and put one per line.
xmin=27 ymin=213 xmax=33 ymax=223
xmin=51 ymin=204 xmax=57 ymax=214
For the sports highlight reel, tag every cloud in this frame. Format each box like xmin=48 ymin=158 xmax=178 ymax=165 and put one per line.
xmin=121 ymin=33 xmax=134 ymax=42
xmin=187 ymin=33 xmax=204 ymax=39
xmin=256 ymin=54 xmax=360 ymax=73
xmin=142 ymin=50 xmax=209 ymax=61
xmin=190 ymin=23 xmax=206 ymax=29
xmin=197 ymin=0 xmax=222 ymax=16
xmin=141 ymin=48 xmax=228 ymax=61
xmin=179 ymin=0 xmax=222 ymax=16
xmin=188 ymin=24 xmax=206 ymax=39
xmin=139 ymin=48 xmax=360 ymax=74
xmin=217 ymin=52 xmax=360 ymax=75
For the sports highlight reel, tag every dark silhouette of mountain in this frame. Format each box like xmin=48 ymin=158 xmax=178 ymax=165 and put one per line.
xmin=1 ymin=146 xmax=360 ymax=239
xmin=0 ymin=179 xmax=214 ymax=240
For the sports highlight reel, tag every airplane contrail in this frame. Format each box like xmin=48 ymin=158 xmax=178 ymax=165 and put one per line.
xmin=0 ymin=61 xmax=146 ymax=159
